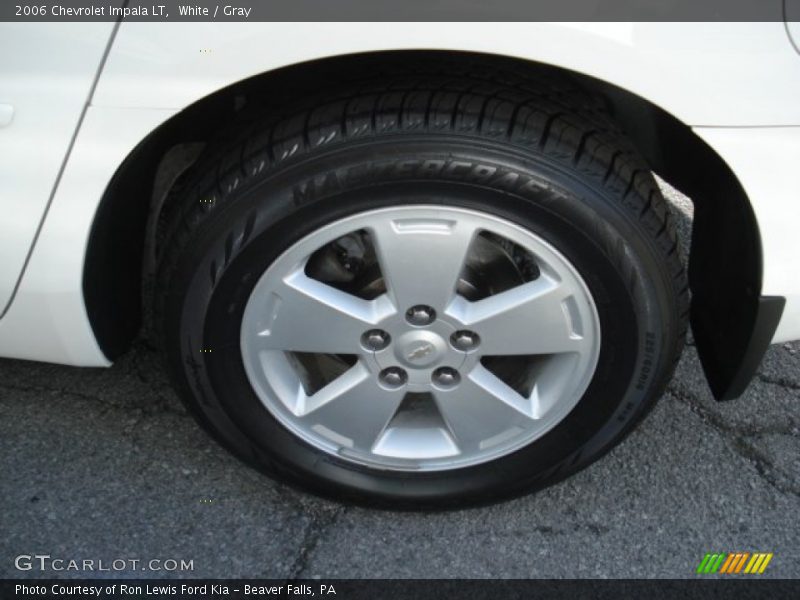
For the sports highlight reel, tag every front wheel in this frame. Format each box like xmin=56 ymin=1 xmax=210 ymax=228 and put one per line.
xmin=157 ymin=69 xmax=688 ymax=507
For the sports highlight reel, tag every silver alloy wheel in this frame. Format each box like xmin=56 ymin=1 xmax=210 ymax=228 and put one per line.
xmin=240 ymin=206 xmax=601 ymax=471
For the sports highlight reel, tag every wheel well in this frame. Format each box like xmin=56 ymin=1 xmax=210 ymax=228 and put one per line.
xmin=585 ymin=76 xmax=767 ymax=400
xmin=83 ymin=50 xmax=764 ymax=398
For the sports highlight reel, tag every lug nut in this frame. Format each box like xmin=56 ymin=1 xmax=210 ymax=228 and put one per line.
xmin=432 ymin=367 xmax=461 ymax=389
xmin=406 ymin=305 xmax=436 ymax=326
xmin=451 ymin=330 xmax=480 ymax=352
xmin=362 ymin=329 xmax=391 ymax=351
xmin=379 ymin=367 xmax=408 ymax=389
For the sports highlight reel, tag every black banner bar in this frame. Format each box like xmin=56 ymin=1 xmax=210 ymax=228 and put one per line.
xmin=2 ymin=579 xmax=799 ymax=600
xmin=1 ymin=0 xmax=794 ymax=22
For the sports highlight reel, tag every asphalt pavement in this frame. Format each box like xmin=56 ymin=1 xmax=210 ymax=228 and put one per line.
xmin=1 ymin=185 xmax=798 ymax=579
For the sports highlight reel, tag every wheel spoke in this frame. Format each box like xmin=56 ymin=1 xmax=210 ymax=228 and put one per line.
xmin=370 ymin=216 xmax=477 ymax=311
xmin=447 ymin=276 xmax=585 ymax=355
xmin=299 ymin=362 xmax=405 ymax=450
xmin=524 ymin=353 xmax=585 ymax=419
xmin=254 ymin=269 xmax=395 ymax=354
xmin=432 ymin=364 xmax=537 ymax=454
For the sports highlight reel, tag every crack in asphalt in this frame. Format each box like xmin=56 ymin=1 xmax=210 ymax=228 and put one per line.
xmin=0 ymin=383 xmax=154 ymax=486
xmin=0 ymin=365 xmax=189 ymax=475
xmin=471 ymin=522 xmax=611 ymax=538
xmin=0 ymin=381 xmax=114 ymax=408
xmin=667 ymin=385 xmax=800 ymax=499
xmin=285 ymin=506 xmax=347 ymax=580
xmin=0 ymin=369 xmax=187 ymax=421
xmin=756 ymin=373 xmax=800 ymax=392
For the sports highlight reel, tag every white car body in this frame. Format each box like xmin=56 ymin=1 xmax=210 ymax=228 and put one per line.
xmin=1 ymin=22 xmax=799 ymax=389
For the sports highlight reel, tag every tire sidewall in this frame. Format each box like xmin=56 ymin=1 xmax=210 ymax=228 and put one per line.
xmin=164 ymin=139 xmax=678 ymax=506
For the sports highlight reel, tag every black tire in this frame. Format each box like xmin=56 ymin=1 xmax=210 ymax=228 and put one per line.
xmin=156 ymin=63 xmax=688 ymax=508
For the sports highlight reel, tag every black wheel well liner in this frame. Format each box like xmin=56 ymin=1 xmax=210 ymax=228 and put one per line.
xmin=82 ymin=50 xmax=780 ymax=399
